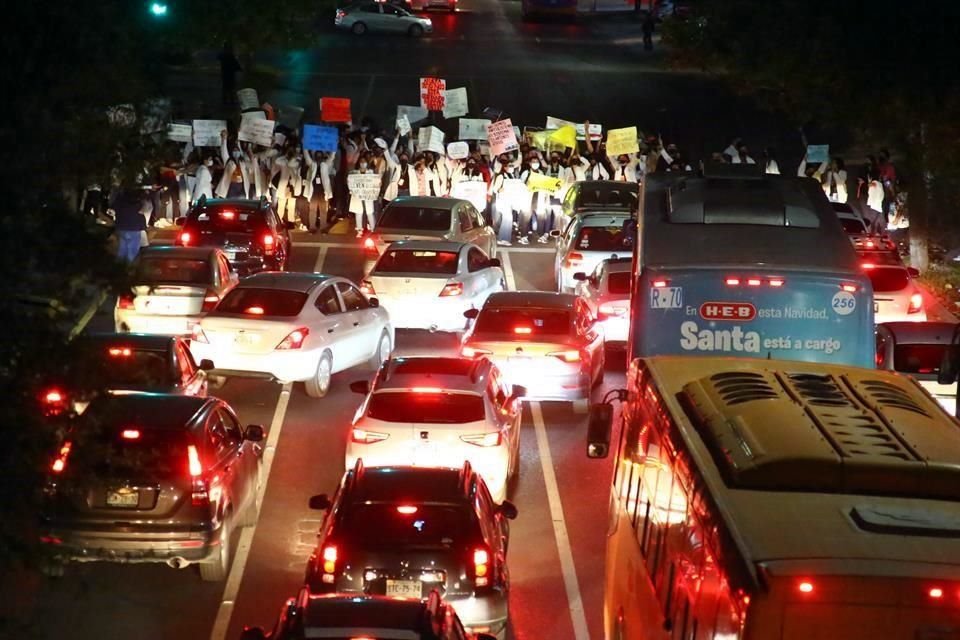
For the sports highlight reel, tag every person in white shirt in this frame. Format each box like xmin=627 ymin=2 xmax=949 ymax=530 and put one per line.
xmin=349 ymin=152 xmax=379 ymax=237
xmin=407 ymin=154 xmax=439 ymax=197
xmin=762 ymin=148 xmax=780 ymax=175
xmin=862 ymin=170 xmax=885 ymax=233
xmin=611 ymin=153 xmax=638 ymax=182
xmin=730 ymin=144 xmax=756 ymax=165
xmin=821 ymin=157 xmax=848 ymax=203
xmin=191 ymin=156 xmax=215 ymax=203
xmin=489 ymin=161 xmax=521 ymax=246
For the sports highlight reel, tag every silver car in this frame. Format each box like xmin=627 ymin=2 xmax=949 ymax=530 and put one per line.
xmin=335 ymin=1 xmax=433 ymax=36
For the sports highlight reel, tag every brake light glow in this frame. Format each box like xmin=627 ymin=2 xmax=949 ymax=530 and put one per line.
xmin=220 ymin=210 xmax=235 ymax=220
xmin=548 ymin=350 xmax=581 ymax=363
xmin=321 ymin=545 xmax=337 ymax=576
xmin=862 ymin=262 xmax=876 ymax=270
xmin=187 ymin=445 xmax=203 ymax=477
xmin=396 ymin=505 xmax=418 ymax=515
xmin=461 ymin=432 xmax=502 ymax=447
xmin=769 ymin=278 xmax=784 ymax=287
xmin=108 ymin=347 xmax=132 ymax=357
xmin=51 ymin=442 xmax=72 ymax=474
xmin=929 ymin=587 xmax=944 ymax=599
xmin=188 ymin=444 xmax=208 ymax=505
xmin=44 ymin=389 xmax=64 ymax=404
xmin=262 ymin=233 xmax=276 ymax=255
xmin=598 ymin=302 xmax=627 ymax=318
xmin=245 ymin=306 xmax=265 ymax=315
xmin=121 ymin=429 xmax=140 ymax=440
xmin=117 ymin=293 xmax=135 ymax=310
xmin=351 ymin=428 xmax=389 ymax=444
xmin=411 ymin=387 xmax=443 ymax=394
xmin=841 ymin=283 xmax=858 ymax=293
xmin=473 ymin=547 xmax=490 ymax=587
xmin=652 ymin=279 xmax=669 ymax=288
xmin=202 ymin=290 xmax=220 ymax=312
xmin=513 ymin=326 xmax=532 ymax=335
xmin=360 ymin=280 xmax=376 ymax=296
xmin=564 ymin=252 xmax=583 ymax=268
xmin=276 ymin=327 xmax=309 ymax=350
xmin=439 ymin=282 xmax=463 ymax=297
xmin=461 ymin=346 xmax=492 ymax=358
xmin=798 ymin=580 xmax=814 ymax=594
xmin=747 ymin=278 xmax=762 ymax=286
xmin=363 ymin=237 xmax=376 ymax=251
xmin=191 ymin=324 xmax=209 ymax=343
xmin=178 ymin=232 xmax=191 ymax=246
xmin=908 ymin=292 xmax=923 ymax=314
xmin=725 ymin=277 xmax=740 ymax=286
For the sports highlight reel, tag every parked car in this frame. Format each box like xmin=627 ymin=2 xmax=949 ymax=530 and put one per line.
xmin=335 ymin=1 xmax=433 ymax=36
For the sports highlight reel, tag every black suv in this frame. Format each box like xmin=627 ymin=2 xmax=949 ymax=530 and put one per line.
xmin=40 ymin=394 xmax=264 ymax=581
xmin=306 ymin=462 xmax=517 ymax=638
xmin=176 ymin=197 xmax=291 ymax=275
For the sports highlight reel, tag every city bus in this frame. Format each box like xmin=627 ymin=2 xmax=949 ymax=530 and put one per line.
xmin=586 ymin=355 xmax=960 ymax=639
xmin=631 ymin=164 xmax=874 ymax=367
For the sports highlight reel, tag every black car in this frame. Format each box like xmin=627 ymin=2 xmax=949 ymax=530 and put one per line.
xmin=305 ymin=462 xmax=516 ymax=638
xmin=175 ymin=197 xmax=291 ymax=275
xmin=40 ymin=394 xmax=264 ymax=581
xmin=41 ymin=333 xmax=212 ymax=416
xmin=240 ymin=590 xmax=496 ymax=640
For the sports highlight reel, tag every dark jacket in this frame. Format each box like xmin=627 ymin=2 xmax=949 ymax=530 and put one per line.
xmin=112 ymin=191 xmax=148 ymax=232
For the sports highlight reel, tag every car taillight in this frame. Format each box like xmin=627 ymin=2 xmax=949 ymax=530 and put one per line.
xmin=513 ymin=326 xmax=532 ymax=335
xmin=276 ymin=327 xmax=309 ymax=350
xmin=178 ymin=231 xmax=191 ymax=246
xmin=363 ymin=236 xmax=377 ymax=252
xmin=44 ymin=388 xmax=65 ymax=405
xmin=724 ymin=276 xmax=786 ymax=287
xmin=360 ymin=279 xmax=376 ymax=296
xmin=188 ymin=445 xmax=209 ymax=506
xmin=473 ymin=547 xmax=490 ymax=587
xmin=439 ymin=282 xmax=463 ymax=297
xmin=351 ymin=428 xmax=389 ymax=444
xmin=262 ymin=233 xmax=276 ymax=255
xmin=117 ymin=293 xmax=135 ymax=310
xmin=564 ymin=252 xmax=583 ymax=268
xmin=321 ymin=544 xmax=337 ymax=583
xmin=460 ymin=432 xmax=502 ymax=447
xmin=797 ymin=580 xmax=815 ymax=594
xmin=121 ymin=429 xmax=140 ymax=440
xmin=108 ymin=347 xmax=133 ymax=357
xmin=461 ymin=346 xmax=492 ymax=358
xmin=597 ymin=302 xmax=627 ymax=320
xmin=548 ymin=350 xmax=582 ymax=363
xmin=652 ymin=278 xmax=669 ymax=288
xmin=909 ymin=292 xmax=923 ymax=314
xmin=50 ymin=441 xmax=72 ymax=474
xmin=191 ymin=324 xmax=209 ymax=343
xmin=42 ymin=388 xmax=67 ymax=416
xmin=202 ymin=290 xmax=220 ymax=312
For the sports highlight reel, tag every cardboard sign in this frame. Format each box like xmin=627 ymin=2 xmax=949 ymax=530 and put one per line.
xmin=166 ymin=123 xmax=192 ymax=143
xmin=459 ymin=118 xmax=491 ymax=140
xmin=273 ymin=132 xmax=286 ymax=147
xmin=277 ymin=105 xmax=305 ymax=129
xmin=545 ymin=115 xmax=576 ymax=130
xmin=548 ymin=126 xmax=577 ymax=149
xmin=303 ymin=125 xmax=339 ymax=152
xmin=487 ymin=119 xmax=519 ymax=156
xmin=321 ymin=97 xmax=352 ymax=123
xmin=447 ymin=141 xmax=470 ymax=160
xmin=451 ymin=181 xmax=488 ymax=212
xmin=806 ymin=144 xmax=830 ymax=164
xmin=577 ymin=123 xmax=603 ymax=141
xmin=417 ymin=126 xmax=446 ymax=154
xmin=420 ymin=77 xmax=447 ymax=111
xmin=192 ymin=119 xmax=227 ymax=147
xmin=397 ymin=114 xmax=412 ymax=136
xmin=526 ymin=173 xmax=563 ymax=194
xmin=398 ymin=105 xmax=429 ymax=125
xmin=606 ymin=126 xmax=640 ymax=157
xmin=238 ymin=117 xmax=276 ymax=147
xmin=241 ymin=110 xmax=266 ymax=122
xmin=237 ymin=88 xmax=260 ymax=111
xmin=442 ymin=87 xmax=468 ymax=119
xmin=500 ymin=178 xmax=530 ymax=210
xmin=348 ymin=173 xmax=383 ymax=201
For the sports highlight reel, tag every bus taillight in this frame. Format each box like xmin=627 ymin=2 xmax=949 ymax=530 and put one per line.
xmin=797 ymin=580 xmax=815 ymax=594
xmin=928 ymin=586 xmax=944 ymax=600
xmin=841 ymin=283 xmax=859 ymax=293
xmin=652 ymin=279 xmax=669 ymax=288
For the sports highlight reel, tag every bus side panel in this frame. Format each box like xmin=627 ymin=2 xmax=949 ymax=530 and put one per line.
xmin=633 ymin=269 xmax=874 ymax=368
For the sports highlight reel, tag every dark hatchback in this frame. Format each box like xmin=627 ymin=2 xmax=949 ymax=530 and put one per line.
xmin=175 ymin=197 xmax=291 ymax=275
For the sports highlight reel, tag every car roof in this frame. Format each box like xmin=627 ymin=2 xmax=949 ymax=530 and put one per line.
xmin=383 ymin=240 xmax=469 ymax=253
xmin=137 ymin=246 xmax=219 ymax=260
xmin=78 ymin=333 xmax=175 ymax=352
xmin=301 ymin=594 xmax=429 ymax=631
xmin=375 ymin=357 xmax=492 ymax=394
xmin=387 ymin=196 xmax=465 ymax=211
xmin=78 ymin=393 xmax=210 ymax=431
xmin=880 ymin=321 xmax=958 ymax=345
xmin=237 ymin=272 xmax=331 ymax=292
xmin=351 ymin=466 xmax=468 ymax=504
xmin=484 ymin=291 xmax=577 ymax=309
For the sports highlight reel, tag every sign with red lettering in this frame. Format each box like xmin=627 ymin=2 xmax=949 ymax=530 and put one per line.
xmin=699 ymin=302 xmax=757 ymax=321
xmin=420 ymin=77 xmax=446 ymax=111
xmin=320 ymin=97 xmax=351 ymax=123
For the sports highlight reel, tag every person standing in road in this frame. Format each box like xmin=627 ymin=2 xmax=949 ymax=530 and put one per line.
xmin=642 ymin=12 xmax=656 ymax=51
xmin=111 ymin=189 xmax=148 ymax=263
xmin=218 ymin=41 xmax=242 ymax=107
xmin=191 ymin=155 xmax=215 ymax=203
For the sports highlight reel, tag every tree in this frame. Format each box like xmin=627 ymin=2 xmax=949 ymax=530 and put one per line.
xmin=663 ymin=0 xmax=960 ymax=270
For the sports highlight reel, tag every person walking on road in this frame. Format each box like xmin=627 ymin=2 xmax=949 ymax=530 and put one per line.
xmin=642 ymin=12 xmax=655 ymax=51
xmin=111 ymin=189 xmax=148 ymax=263
xmin=218 ymin=41 xmax=242 ymax=107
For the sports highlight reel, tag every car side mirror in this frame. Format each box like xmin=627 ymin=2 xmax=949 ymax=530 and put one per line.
xmin=938 ymin=348 xmax=958 ymax=385
xmin=498 ymin=500 xmax=518 ymax=520
xmin=175 ymin=217 xmax=185 ymax=227
xmin=908 ymin=266 xmax=920 ymax=278
xmin=487 ymin=258 xmax=502 ymax=268
xmin=549 ymin=229 xmax=562 ymax=238
xmin=586 ymin=403 xmax=614 ymax=459
xmin=239 ymin=628 xmax=267 ymax=640
xmin=244 ymin=424 xmax=265 ymax=442
xmin=464 ymin=308 xmax=479 ymax=320
xmin=309 ymin=494 xmax=332 ymax=511
xmin=368 ymin=296 xmax=380 ymax=308
xmin=199 ymin=358 xmax=215 ymax=371
xmin=572 ymin=272 xmax=587 ymax=282
xmin=349 ymin=380 xmax=370 ymax=395
xmin=510 ymin=384 xmax=527 ymax=399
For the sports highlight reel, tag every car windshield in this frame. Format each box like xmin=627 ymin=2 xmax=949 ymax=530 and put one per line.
xmin=378 ymin=206 xmax=451 ymax=232
xmin=136 ymin=257 xmax=210 ymax=285
xmin=840 ymin=218 xmax=867 ymax=234
xmin=867 ymin=268 xmax=909 ymax=292
xmin=374 ymin=250 xmax=459 ymax=275
xmin=191 ymin=208 xmax=265 ymax=233
xmin=367 ymin=391 xmax=485 ymax=423
xmin=340 ymin=503 xmax=474 ymax=549
xmin=574 ymin=226 xmax=632 ymax=251
xmin=894 ymin=344 xmax=948 ymax=374
xmin=474 ymin=307 xmax=571 ymax=339
xmin=606 ymin=272 xmax=631 ymax=295
xmin=218 ymin=288 xmax=307 ymax=316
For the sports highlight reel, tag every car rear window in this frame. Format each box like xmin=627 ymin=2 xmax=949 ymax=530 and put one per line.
xmin=190 ymin=208 xmax=266 ymax=233
xmin=95 ymin=348 xmax=174 ymax=389
xmin=367 ymin=391 xmax=485 ymax=423
xmin=474 ymin=307 xmax=571 ymax=339
xmin=67 ymin=428 xmax=190 ymax=480
xmin=894 ymin=344 xmax=948 ymax=374
xmin=378 ymin=206 xmax=451 ymax=232
xmin=574 ymin=226 xmax=632 ymax=251
xmin=340 ymin=504 xmax=474 ymax=549
xmin=218 ymin=288 xmax=307 ymax=316
xmin=374 ymin=250 xmax=459 ymax=275
xmin=867 ymin=268 xmax=909 ymax=292
xmin=577 ymin=187 xmax=636 ymax=209
xmin=606 ymin=272 xmax=631 ymax=295
xmin=840 ymin=218 xmax=867 ymax=234
xmin=136 ymin=257 xmax=210 ymax=285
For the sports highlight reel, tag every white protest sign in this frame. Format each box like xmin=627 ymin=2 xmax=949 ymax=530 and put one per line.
xmin=545 ymin=116 xmax=577 ymax=130
xmin=451 ymin=181 xmax=488 ymax=212
xmin=576 ymin=123 xmax=603 ymax=141
xmin=273 ymin=132 xmax=287 ymax=147
xmin=501 ymin=178 xmax=530 ymax=210
xmin=397 ymin=114 xmax=412 ymax=136
xmin=398 ymin=105 xmax=429 ymax=125
xmin=192 ymin=120 xmax=227 ymax=147
xmin=166 ymin=123 xmax=192 ymax=143
xmin=486 ymin=119 xmax=519 ymax=156
xmin=447 ymin=141 xmax=469 ymax=160
xmin=459 ymin=118 xmax=491 ymax=140
xmin=605 ymin=126 xmax=640 ymax=157
xmin=237 ymin=88 xmax=260 ymax=111
xmin=442 ymin=87 xmax=468 ymax=119
xmin=241 ymin=110 xmax=266 ymax=122
xmin=238 ymin=117 xmax=276 ymax=147
xmin=417 ymin=126 xmax=446 ymax=154
xmin=348 ymin=173 xmax=383 ymax=201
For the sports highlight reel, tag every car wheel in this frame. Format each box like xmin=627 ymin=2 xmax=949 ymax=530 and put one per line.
xmin=408 ymin=23 xmax=424 ymax=37
xmin=368 ymin=330 xmax=391 ymax=370
xmin=199 ymin=520 xmax=231 ymax=581
xmin=305 ymin=351 xmax=333 ymax=398
xmin=351 ymin=21 xmax=367 ymax=35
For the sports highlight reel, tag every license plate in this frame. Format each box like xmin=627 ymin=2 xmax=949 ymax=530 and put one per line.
xmin=225 ymin=251 xmax=237 ymax=261
xmin=649 ymin=286 xmax=683 ymax=309
xmin=385 ymin=579 xmax=421 ymax=597
xmin=234 ymin=332 xmax=258 ymax=346
xmin=106 ymin=488 xmax=139 ymax=508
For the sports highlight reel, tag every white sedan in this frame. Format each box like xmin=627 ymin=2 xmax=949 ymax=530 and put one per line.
xmin=190 ymin=273 xmax=394 ymax=398
xmin=573 ymin=257 xmax=633 ymax=348
xmin=360 ymin=241 xmax=505 ymax=332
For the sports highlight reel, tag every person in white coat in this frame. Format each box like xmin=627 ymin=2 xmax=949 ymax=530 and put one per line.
xmin=610 ymin=153 xmax=638 ymax=182
xmin=191 ymin=155 xmax=215 ymax=203
xmin=348 ymin=152 xmax=380 ymax=237
xmin=407 ymin=155 xmax=440 ymax=197
xmin=489 ymin=161 xmax=521 ymax=246
xmin=821 ymin=157 xmax=848 ymax=203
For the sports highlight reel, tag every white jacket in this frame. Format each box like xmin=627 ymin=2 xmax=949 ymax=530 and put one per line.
xmin=408 ymin=166 xmax=439 ymax=197
xmin=822 ymin=169 xmax=848 ymax=203
xmin=192 ymin=164 xmax=214 ymax=202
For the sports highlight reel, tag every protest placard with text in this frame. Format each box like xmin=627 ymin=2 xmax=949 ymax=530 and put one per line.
xmin=320 ymin=97 xmax=351 ymax=122
xmin=459 ymin=118 xmax=491 ymax=140
xmin=398 ymin=105 xmax=429 ymax=125
xmin=417 ymin=126 xmax=446 ymax=154
xmin=303 ymin=125 xmax=339 ymax=152
xmin=605 ymin=126 xmax=640 ymax=157
xmin=348 ymin=173 xmax=383 ymax=201
xmin=447 ymin=141 xmax=469 ymax=160
xmin=397 ymin=114 xmax=412 ymax=136
xmin=442 ymin=87 xmax=468 ymax=118
xmin=420 ymin=77 xmax=447 ymax=111
xmin=487 ymin=119 xmax=519 ymax=156
xmin=238 ymin=117 xmax=276 ymax=147
xmin=241 ymin=111 xmax=266 ymax=122
xmin=166 ymin=123 xmax=192 ymax=143
xmin=806 ymin=144 xmax=830 ymax=164
xmin=237 ymin=88 xmax=260 ymax=111
xmin=526 ymin=173 xmax=563 ymax=194
xmin=192 ymin=120 xmax=227 ymax=147
xmin=451 ymin=181 xmax=488 ymax=212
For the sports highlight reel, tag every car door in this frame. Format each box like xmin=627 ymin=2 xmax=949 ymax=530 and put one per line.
xmin=336 ymin=281 xmax=379 ymax=368
xmin=380 ymin=2 xmax=409 ymax=32
xmin=174 ymin=339 xmax=206 ymax=395
xmin=466 ymin=247 xmax=499 ymax=305
xmin=218 ymin=404 xmax=258 ymax=511
xmin=455 ymin=204 xmax=475 ymax=245
xmin=313 ymin=282 xmax=347 ymax=368
xmin=216 ymin=253 xmax=239 ymax=297
xmin=357 ymin=2 xmax=387 ymax=30
xmin=203 ymin=406 xmax=246 ymax=520
xmin=576 ymin=262 xmax=603 ymax=318
xmin=576 ymin=297 xmax=604 ymax=374
xmin=475 ymin=479 xmax=509 ymax=581
xmin=487 ymin=367 xmax=519 ymax=466
xmin=555 ymin=218 xmax=578 ymax=280
xmin=471 ymin=205 xmax=496 ymax=256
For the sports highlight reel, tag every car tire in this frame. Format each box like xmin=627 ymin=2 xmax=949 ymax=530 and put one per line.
xmin=368 ymin=330 xmax=392 ymax=370
xmin=351 ymin=22 xmax=367 ymax=35
xmin=199 ymin=520 xmax=231 ymax=582
xmin=408 ymin=24 xmax=424 ymax=37
xmin=305 ymin=351 xmax=333 ymax=398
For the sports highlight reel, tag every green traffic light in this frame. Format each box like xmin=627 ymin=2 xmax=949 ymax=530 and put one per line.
xmin=150 ymin=2 xmax=168 ymax=16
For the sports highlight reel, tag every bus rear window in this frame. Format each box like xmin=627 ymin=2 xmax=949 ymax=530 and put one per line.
xmin=374 ymin=250 xmax=459 ymax=275
xmin=867 ymin=268 xmax=909 ymax=292
xmin=575 ymin=227 xmax=632 ymax=251
xmin=218 ymin=288 xmax=307 ymax=316
xmin=894 ymin=344 xmax=948 ymax=374
xmin=607 ymin=272 xmax=631 ymax=295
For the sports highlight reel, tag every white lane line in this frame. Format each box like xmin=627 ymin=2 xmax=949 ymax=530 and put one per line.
xmin=531 ymin=402 xmax=591 ymax=640
xmin=313 ymin=245 xmax=328 ymax=273
xmin=209 ymin=382 xmax=294 ymax=640
xmin=499 ymin=250 xmax=517 ymax=291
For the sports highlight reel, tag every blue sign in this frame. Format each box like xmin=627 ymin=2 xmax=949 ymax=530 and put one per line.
xmin=806 ymin=144 xmax=830 ymax=164
xmin=303 ymin=125 xmax=339 ymax=152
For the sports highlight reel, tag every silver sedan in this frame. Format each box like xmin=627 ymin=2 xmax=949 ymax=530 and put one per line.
xmin=335 ymin=1 xmax=433 ymax=36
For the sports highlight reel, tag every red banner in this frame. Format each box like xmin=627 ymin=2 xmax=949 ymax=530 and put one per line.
xmin=321 ymin=97 xmax=351 ymax=123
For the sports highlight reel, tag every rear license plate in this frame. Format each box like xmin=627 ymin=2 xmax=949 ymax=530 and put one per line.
xmin=649 ymin=286 xmax=683 ymax=309
xmin=234 ymin=332 xmax=258 ymax=346
xmin=385 ymin=579 xmax=421 ymax=598
xmin=106 ymin=488 xmax=139 ymax=508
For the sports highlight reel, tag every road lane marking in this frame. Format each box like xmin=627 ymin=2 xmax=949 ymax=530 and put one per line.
xmin=531 ymin=402 xmax=591 ymax=640
xmin=209 ymin=382 xmax=294 ymax=640
xmin=499 ymin=250 xmax=517 ymax=291
xmin=313 ymin=245 xmax=328 ymax=273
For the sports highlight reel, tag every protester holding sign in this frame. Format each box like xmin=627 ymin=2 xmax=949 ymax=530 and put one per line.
xmin=348 ymin=153 xmax=381 ymax=236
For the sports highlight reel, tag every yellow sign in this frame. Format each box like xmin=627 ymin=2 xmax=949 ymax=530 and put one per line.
xmin=605 ymin=126 xmax=640 ymax=157
xmin=526 ymin=172 xmax=562 ymax=194
xmin=548 ymin=125 xmax=577 ymax=149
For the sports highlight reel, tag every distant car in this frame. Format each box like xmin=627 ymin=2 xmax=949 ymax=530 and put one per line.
xmin=553 ymin=211 xmax=634 ymax=292
xmin=861 ymin=261 xmax=925 ymax=323
xmin=573 ymin=257 xmax=633 ymax=349
xmin=239 ymin=590 xmax=497 ymax=640
xmin=115 ymin=246 xmax=238 ymax=335
xmin=40 ymin=394 xmax=264 ymax=581
xmin=410 ymin=0 xmax=457 ymax=11
xmin=40 ymin=333 xmax=211 ymax=416
xmin=460 ymin=291 xmax=604 ymax=409
xmin=361 ymin=241 xmax=506 ymax=332
xmin=559 ymin=180 xmax=638 ymax=220
xmin=877 ymin=321 xmax=959 ymax=417
xmin=346 ymin=356 xmax=524 ymax=503
xmin=175 ymin=197 xmax=291 ymax=276
xmin=305 ymin=462 xmax=516 ymax=638
xmin=365 ymin=197 xmax=497 ymax=273
xmin=831 ymin=202 xmax=869 ymax=236
xmin=190 ymin=272 xmax=394 ymax=398
xmin=335 ymin=1 xmax=433 ymax=36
